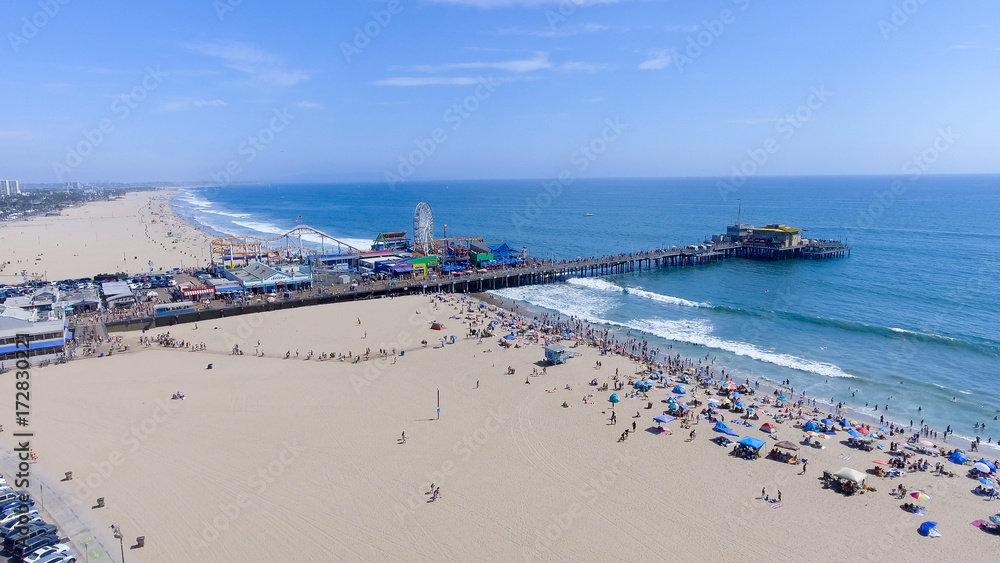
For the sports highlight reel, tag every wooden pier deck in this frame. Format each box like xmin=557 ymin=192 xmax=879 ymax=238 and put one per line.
xmin=104 ymin=240 xmax=848 ymax=332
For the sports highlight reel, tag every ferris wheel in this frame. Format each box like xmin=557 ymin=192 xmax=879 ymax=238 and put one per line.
xmin=413 ymin=202 xmax=434 ymax=253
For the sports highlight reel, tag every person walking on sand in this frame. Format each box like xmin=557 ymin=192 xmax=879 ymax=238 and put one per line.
xmin=690 ymin=429 xmax=696 ymax=440
xmin=632 ymin=420 xmax=636 ymax=432
xmin=401 ymin=431 xmax=406 ymax=443
xmin=801 ymin=459 xmax=808 ymax=474
xmin=778 ymin=490 xmax=782 ymax=502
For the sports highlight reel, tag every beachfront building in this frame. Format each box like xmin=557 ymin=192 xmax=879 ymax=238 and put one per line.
xmin=749 ymin=225 xmax=802 ymax=248
xmin=224 ymin=262 xmax=312 ymax=293
xmin=101 ymin=281 xmax=136 ymax=309
xmin=0 ymin=305 xmax=68 ymax=364
xmin=206 ymin=277 xmax=243 ymax=297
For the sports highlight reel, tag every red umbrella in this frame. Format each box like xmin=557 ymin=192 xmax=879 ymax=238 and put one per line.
xmin=855 ymin=427 xmax=870 ymax=435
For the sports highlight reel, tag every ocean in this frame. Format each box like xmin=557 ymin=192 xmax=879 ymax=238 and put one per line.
xmin=172 ymin=176 xmax=1000 ymax=448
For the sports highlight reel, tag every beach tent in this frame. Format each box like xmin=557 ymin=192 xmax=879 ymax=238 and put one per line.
xmin=714 ymin=422 xmax=739 ymax=437
xmin=653 ymin=415 xmax=674 ymax=424
xmin=775 ymin=441 xmax=800 ymax=451
xmin=973 ymin=462 xmax=993 ymax=474
xmin=976 ymin=459 xmax=997 ymax=473
xmin=949 ymin=451 xmax=968 ymax=464
xmin=918 ymin=521 xmax=941 ymax=537
xmin=430 ymin=322 xmax=446 ymax=330
xmin=803 ymin=421 xmax=819 ymax=432
xmin=760 ymin=423 xmax=776 ymax=434
xmin=737 ymin=436 xmax=766 ymax=449
xmin=833 ymin=467 xmax=866 ymax=486
xmin=673 ymin=384 xmax=686 ymax=394
xmin=737 ymin=436 xmax=766 ymax=450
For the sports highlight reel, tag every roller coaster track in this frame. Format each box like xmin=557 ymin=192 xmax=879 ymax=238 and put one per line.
xmin=210 ymin=225 xmax=364 ymax=257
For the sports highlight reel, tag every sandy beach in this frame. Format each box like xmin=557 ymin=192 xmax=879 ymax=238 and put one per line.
xmin=2 ymin=293 xmax=996 ymax=562
xmin=0 ymin=190 xmax=212 ymax=283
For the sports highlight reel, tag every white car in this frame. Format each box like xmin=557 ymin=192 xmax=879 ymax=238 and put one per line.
xmin=24 ymin=543 xmax=75 ymax=563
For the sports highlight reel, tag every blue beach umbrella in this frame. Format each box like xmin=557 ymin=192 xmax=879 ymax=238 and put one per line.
xmin=503 ymin=334 xmax=515 ymax=340
xmin=821 ymin=418 xmax=836 ymax=426
xmin=949 ymin=451 xmax=968 ymax=464
xmin=879 ymin=427 xmax=890 ymax=433
xmin=730 ymin=392 xmax=742 ymax=399
xmin=673 ymin=385 xmax=686 ymax=394
xmin=840 ymin=420 xmax=850 ymax=427
xmin=917 ymin=521 xmax=939 ymax=537
xmin=979 ymin=478 xmax=995 ymax=487
xmin=609 ymin=393 xmax=620 ymax=404
xmin=847 ymin=429 xmax=863 ymax=438
xmin=976 ymin=460 xmax=997 ymax=473
xmin=734 ymin=401 xmax=747 ymax=408
xmin=777 ymin=396 xmax=788 ymax=402
xmin=803 ymin=421 xmax=818 ymax=432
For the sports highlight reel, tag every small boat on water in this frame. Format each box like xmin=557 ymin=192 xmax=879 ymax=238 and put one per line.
xmin=584 ymin=213 xmax=594 ymax=217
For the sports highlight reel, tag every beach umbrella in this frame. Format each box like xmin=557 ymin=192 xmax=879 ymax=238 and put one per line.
xmin=917 ymin=521 xmax=940 ymax=537
xmin=949 ymin=451 xmax=968 ymax=464
xmin=978 ymin=478 xmax=995 ymax=488
xmin=777 ymin=396 xmax=788 ymax=402
xmin=873 ymin=460 xmax=888 ymax=465
xmin=673 ymin=385 xmax=686 ymax=394
xmin=910 ymin=491 xmax=931 ymax=501
xmin=855 ymin=427 xmax=870 ymax=435
xmin=734 ymin=401 xmax=747 ymax=409
xmin=609 ymin=393 xmax=620 ymax=405
xmin=974 ymin=462 xmax=992 ymax=474
xmin=847 ymin=429 xmax=863 ymax=438
xmin=919 ymin=440 xmax=935 ymax=447
xmin=839 ymin=419 xmax=850 ymax=427
xmin=708 ymin=400 xmax=720 ymax=407
xmin=821 ymin=418 xmax=836 ymax=426
xmin=730 ymin=392 xmax=742 ymax=399
xmin=991 ymin=515 xmax=1000 ymax=526
xmin=976 ymin=459 xmax=998 ymax=472
xmin=879 ymin=427 xmax=890 ymax=433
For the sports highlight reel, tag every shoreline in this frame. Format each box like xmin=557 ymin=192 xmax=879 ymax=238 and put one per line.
xmin=0 ymin=189 xmax=213 ymax=282
xmin=477 ymin=291 xmax=998 ymax=455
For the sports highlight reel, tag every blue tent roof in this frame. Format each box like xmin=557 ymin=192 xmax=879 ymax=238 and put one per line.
xmin=653 ymin=415 xmax=674 ymax=424
xmin=737 ymin=436 xmax=766 ymax=449
xmin=949 ymin=451 xmax=968 ymax=465
xmin=803 ymin=421 xmax=819 ymax=432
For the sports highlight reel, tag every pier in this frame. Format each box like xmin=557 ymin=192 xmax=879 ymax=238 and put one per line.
xmin=104 ymin=238 xmax=849 ymax=332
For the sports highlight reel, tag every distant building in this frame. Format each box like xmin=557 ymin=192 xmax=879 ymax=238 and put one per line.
xmin=0 ymin=180 xmax=21 ymax=198
xmin=224 ymin=262 xmax=312 ymax=293
xmin=749 ymin=224 xmax=802 ymax=247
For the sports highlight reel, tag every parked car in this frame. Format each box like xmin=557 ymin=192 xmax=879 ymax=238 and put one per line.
xmin=11 ymin=534 xmax=59 ymax=561
xmin=0 ymin=514 xmax=42 ymax=538
xmin=33 ymin=553 xmax=77 ymax=563
xmin=4 ymin=522 xmax=57 ymax=550
xmin=24 ymin=543 xmax=76 ymax=563
xmin=0 ymin=497 xmax=34 ymax=513
xmin=0 ymin=508 xmax=38 ymax=528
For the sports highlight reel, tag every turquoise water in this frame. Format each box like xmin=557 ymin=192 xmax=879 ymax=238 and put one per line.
xmin=173 ymin=176 xmax=1000 ymax=448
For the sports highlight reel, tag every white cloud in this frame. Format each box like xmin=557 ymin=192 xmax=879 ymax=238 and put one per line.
xmin=184 ymin=41 xmax=309 ymax=86
xmin=400 ymin=53 xmax=552 ymax=74
xmin=638 ymin=49 xmax=673 ymax=70
xmin=296 ymin=100 xmax=323 ymax=110
xmin=157 ymin=99 xmax=227 ymax=112
xmin=664 ymin=24 xmax=700 ymax=33
xmin=559 ymin=61 xmax=611 ymax=73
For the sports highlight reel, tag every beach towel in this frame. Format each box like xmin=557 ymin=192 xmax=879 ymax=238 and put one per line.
xmin=771 ymin=503 xmax=783 ymax=509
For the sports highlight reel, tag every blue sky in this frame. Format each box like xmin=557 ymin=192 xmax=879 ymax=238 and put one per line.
xmin=1 ymin=0 xmax=998 ymax=184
